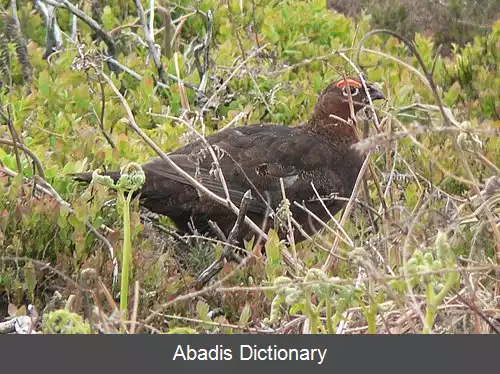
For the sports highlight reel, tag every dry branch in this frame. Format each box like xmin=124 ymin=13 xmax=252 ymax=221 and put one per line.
xmin=196 ymin=190 xmax=252 ymax=288
xmin=40 ymin=0 xmax=119 ymax=73
xmin=134 ymin=0 xmax=169 ymax=86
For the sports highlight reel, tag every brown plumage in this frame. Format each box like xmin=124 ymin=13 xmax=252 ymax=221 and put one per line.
xmin=74 ymin=78 xmax=384 ymax=244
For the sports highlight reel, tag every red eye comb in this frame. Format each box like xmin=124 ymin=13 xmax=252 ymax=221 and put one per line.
xmin=336 ymin=79 xmax=362 ymax=89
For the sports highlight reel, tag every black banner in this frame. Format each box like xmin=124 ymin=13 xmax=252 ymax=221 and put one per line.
xmin=0 ymin=335 xmax=498 ymax=373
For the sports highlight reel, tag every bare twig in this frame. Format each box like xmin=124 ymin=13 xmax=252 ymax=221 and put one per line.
xmin=196 ymin=190 xmax=252 ymax=288
xmin=158 ymin=312 xmax=276 ymax=333
xmin=35 ymin=0 xmax=64 ymax=57
xmin=201 ymin=43 xmax=270 ymax=113
xmin=92 ymin=79 xmax=116 ymax=149
xmin=104 ymin=56 xmax=201 ymax=93
xmin=41 ymin=0 xmax=118 ymax=73
xmin=280 ymin=178 xmax=297 ymax=268
xmin=293 ymin=201 xmax=353 ymax=250
xmin=1 ymin=109 xmax=23 ymax=174
xmin=134 ymin=0 xmax=169 ymax=86
xmin=321 ymin=154 xmax=372 ymax=273
xmin=129 ymin=281 xmax=140 ymax=334
xmin=310 ymin=182 xmax=354 ymax=247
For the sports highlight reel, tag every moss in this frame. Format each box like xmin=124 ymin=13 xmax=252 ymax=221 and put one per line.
xmin=43 ymin=309 xmax=93 ymax=334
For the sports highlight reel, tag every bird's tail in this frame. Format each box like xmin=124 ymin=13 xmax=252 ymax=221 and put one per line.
xmin=71 ymin=171 xmax=121 ymax=184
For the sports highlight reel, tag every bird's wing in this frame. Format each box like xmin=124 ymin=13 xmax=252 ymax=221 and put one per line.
xmin=141 ymin=124 xmax=349 ymax=214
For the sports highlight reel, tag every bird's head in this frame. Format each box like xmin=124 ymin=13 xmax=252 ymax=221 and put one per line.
xmin=311 ymin=77 xmax=385 ymax=124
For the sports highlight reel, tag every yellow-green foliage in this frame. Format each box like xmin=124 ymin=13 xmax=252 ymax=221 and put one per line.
xmin=43 ymin=309 xmax=93 ymax=334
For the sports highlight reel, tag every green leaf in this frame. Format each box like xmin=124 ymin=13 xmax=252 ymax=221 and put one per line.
xmin=196 ymin=300 xmax=210 ymax=321
xmin=238 ymin=303 xmax=252 ymax=326
xmin=68 ymin=214 xmax=85 ymax=232
xmin=264 ymin=229 xmax=282 ymax=262
xmin=444 ymin=81 xmax=461 ymax=106
xmin=24 ymin=261 xmax=37 ymax=301
xmin=167 ymin=327 xmax=198 ymax=334
xmin=404 ymin=183 xmax=418 ymax=210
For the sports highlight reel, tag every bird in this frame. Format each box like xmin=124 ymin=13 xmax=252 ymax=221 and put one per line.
xmin=74 ymin=77 xmax=385 ymax=246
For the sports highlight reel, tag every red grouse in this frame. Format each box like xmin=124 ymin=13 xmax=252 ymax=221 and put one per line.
xmin=75 ymin=77 xmax=384 ymax=244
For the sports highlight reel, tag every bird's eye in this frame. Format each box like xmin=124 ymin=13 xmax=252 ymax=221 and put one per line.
xmin=342 ymin=86 xmax=359 ymax=97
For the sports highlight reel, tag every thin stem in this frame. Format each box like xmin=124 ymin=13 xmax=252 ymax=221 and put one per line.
xmin=326 ymin=296 xmax=334 ymax=334
xmin=119 ymin=191 xmax=134 ymax=316
xmin=367 ymin=279 xmax=377 ymax=334
xmin=424 ymin=281 xmax=436 ymax=334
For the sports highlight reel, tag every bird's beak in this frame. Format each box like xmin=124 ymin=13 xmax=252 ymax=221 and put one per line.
xmin=365 ymin=86 xmax=385 ymax=102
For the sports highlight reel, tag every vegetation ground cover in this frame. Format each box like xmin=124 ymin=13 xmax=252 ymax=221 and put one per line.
xmin=0 ymin=0 xmax=498 ymax=334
